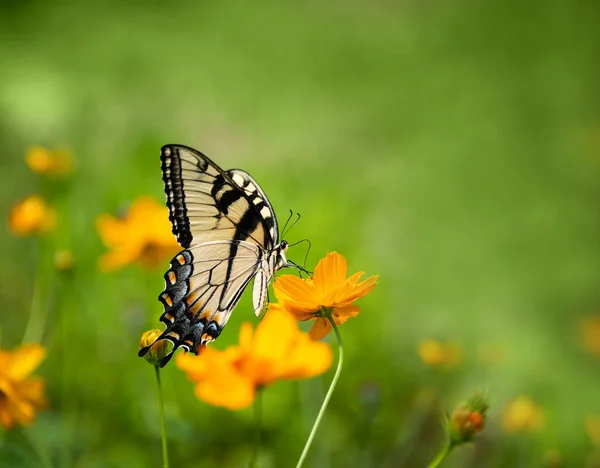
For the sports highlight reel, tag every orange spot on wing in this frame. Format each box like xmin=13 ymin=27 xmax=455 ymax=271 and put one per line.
xmin=162 ymin=293 xmax=173 ymax=307
xmin=168 ymin=271 xmax=176 ymax=284
xmin=163 ymin=313 xmax=174 ymax=323
xmin=177 ymin=254 xmax=186 ymax=265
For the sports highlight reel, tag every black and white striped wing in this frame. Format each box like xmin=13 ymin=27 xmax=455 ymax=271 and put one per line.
xmin=139 ymin=145 xmax=280 ymax=366
xmin=161 ymin=145 xmax=276 ymax=249
xmin=227 ymin=169 xmax=281 ymax=316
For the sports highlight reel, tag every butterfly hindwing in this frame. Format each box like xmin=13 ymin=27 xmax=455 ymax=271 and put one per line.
xmin=141 ymin=240 xmax=264 ymax=366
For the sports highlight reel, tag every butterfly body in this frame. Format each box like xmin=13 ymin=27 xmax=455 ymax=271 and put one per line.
xmin=139 ymin=145 xmax=289 ymax=366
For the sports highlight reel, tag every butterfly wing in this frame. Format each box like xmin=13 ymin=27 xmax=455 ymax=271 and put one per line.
xmin=227 ymin=169 xmax=282 ymax=316
xmin=142 ymin=240 xmax=262 ymax=366
xmin=161 ymin=145 xmax=276 ymax=249
xmin=139 ymin=145 xmax=279 ymax=366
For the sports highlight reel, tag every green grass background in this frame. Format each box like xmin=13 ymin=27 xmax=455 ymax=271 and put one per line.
xmin=1 ymin=0 xmax=599 ymax=466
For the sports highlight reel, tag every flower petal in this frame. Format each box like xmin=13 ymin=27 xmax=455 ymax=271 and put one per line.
xmin=332 ymin=305 xmax=361 ymax=325
xmin=273 ymin=275 xmax=320 ymax=310
xmin=6 ymin=345 xmax=46 ymax=381
xmin=313 ymin=252 xmax=348 ymax=299
xmin=335 ymin=275 xmax=379 ymax=305
xmin=309 ymin=318 xmax=333 ymax=341
xmin=194 ymin=368 xmax=256 ymax=410
xmin=252 ymin=306 xmax=297 ymax=362
xmin=278 ymin=335 xmax=332 ymax=379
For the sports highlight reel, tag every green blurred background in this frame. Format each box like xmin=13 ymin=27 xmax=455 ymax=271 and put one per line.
xmin=1 ymin=0 xmax=599 ymax=466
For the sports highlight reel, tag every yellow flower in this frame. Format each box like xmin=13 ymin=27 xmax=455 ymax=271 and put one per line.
xmin=8 ymin=195 xmax=56 ymax=236
xmin=139 ymin=329 xmax=170 ymax=366
xmin=25 ymin=146 xmax=73 ymax=176
xmin=418 ymin=339 xmax=463 ymax=368
xmin=501 ymin=395 xmax=545 ymax=434
xmin=579 ymin=313 xmax=600 ymax=356
xmin=273 ymin=252 xmax=378 ymax=340
xmin=176 ymin=304 xmax=332 ymax=410
xmin=96 ymin=196 xmax=180 ymax=272
xmin=0 ymin=344 xmax=47 ymax=429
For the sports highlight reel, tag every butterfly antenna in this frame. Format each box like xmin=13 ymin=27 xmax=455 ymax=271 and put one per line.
xmin=281 ymin=210 xmax=294 ymax=238
xmin=288 ymin=238 xmax=311 ymax=260
xmin=286 ymin=259 xmax=311 ymax=278
xmin=282 ymin=212 xmax=301 ymax=239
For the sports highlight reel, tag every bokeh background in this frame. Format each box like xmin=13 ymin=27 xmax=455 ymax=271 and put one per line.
xmin=1 ymin=0 xmax=599 ymax=466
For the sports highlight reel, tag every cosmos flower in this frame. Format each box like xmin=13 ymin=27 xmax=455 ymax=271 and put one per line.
xmin=8 ymin=195 xmax=56 ymax=237
xmin=273 ymin=252 xmax=378 ymax=340
xmin=0 ymin=344 xmax=47 ymax=429
xmin=96 ymin=196 xmax=180 ymax=272
xmin=176 ymin=304 xmax=332 ymax=410
xmin=25 ymin=146 xmax=73 ymax=176
xmin=418 ymin=339 xmax=463 ymax=368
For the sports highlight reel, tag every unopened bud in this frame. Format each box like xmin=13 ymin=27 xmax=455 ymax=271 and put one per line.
xmin=449 ymin=392 xmax=489 ymax=444
xmin=139 ymin=329 xmax=168 ymax=366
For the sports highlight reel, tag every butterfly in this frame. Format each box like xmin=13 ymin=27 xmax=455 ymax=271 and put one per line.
xmin=138 ymin=144 xmax=296 ymax=367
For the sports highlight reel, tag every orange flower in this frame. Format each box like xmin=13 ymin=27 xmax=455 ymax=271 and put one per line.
xmin=96 ymin=196 xmax=180 ymax=272
xmin=25 ymin=146 xmax=73 ymax=176
xmin=176 ymin=304 xmax=332 ymax=410
xmin=0 ymin=344 xmax=48 ymax=429
xmin=8 ymin=195 xmax=56 ymax=236
xmin=418 ymin=339 xmax=463 ymax=368
xmin=273 ymin=252 xmax=378 ymax=340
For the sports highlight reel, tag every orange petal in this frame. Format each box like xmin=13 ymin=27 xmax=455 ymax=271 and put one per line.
xmin=95 ymin=215 xmax=125 ymax=248
xmin=252 ymin=306 xmax=297 ymax=364
xmin=276 ymin=301 xmax=317 ymax=321
xmin=238 ymin=322 xmax=254 ymax=353
xmin=332 ymin=305 xmax=361 ymax=325
xmin=6 ymin=345 xmax=46 ymax=381
xmin=194 ymin=366 xmax=256 ymax=410
xmin=279 ymin=335 xmax=332 ymax=379
xmin=309 ymin=318 xmax=333 ymax=341
xmin=313 ymin=252 xmax=348 ymax=298
xmin=335 ymin=275 xmax=378 ymax=305
xmin=273 ymin=275 xmax=320 ymax=309
xmin=97 ymin=246 xmax=142 ymax=272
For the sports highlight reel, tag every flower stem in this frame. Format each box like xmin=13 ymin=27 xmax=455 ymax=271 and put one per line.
xmin=154 ymin=365 xmax=169 ymax=468
xmin=426 ymin=441 xmax=454 ymax=468
xmin=249 ymin=389 xmax=263 ymax=468
xmin=296 ymin=316 xmax=344 ymax=468
xmin=22 ymin=240 xmax=49 ymax=344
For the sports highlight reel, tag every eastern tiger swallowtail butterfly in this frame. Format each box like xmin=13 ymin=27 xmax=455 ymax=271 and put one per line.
xmin=138 ymin=144 xmax=293 ymax=367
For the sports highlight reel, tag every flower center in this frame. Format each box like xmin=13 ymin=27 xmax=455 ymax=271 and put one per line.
xmin=316 ymin=306 xmax=333 ymax=318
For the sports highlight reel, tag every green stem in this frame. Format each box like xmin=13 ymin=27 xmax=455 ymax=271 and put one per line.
xmin=296 ymin=315 xmax=344 ymax=468
xmin=21 ymin=427 xmax=52 ymax=468
xmin=426 ymin=441 xmax=454 ymax=468
xmin=154 ymin=366 xmax=169 ymax=468
xmin=22 ymin=241 xmax=49 ymax=344
xmin=249 ymin=389 xmax=263 ymax=468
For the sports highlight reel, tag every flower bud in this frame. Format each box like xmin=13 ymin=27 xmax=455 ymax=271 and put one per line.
xmin=54 ymin=250 xmax=75 ymax=272
xmin=449 ymin=392 xmax=489 ymax=444
xmin=139 ymin=329 xmax=168 ymax=366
